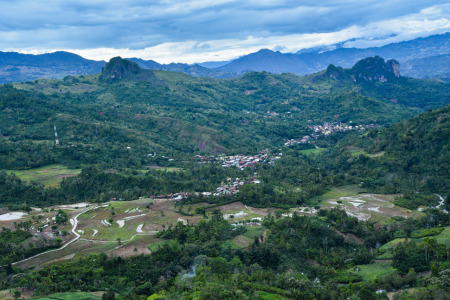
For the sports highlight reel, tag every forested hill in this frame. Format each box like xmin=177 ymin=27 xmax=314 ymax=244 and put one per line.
xmin=320 ymin=104 xmax=450 ymax=201
xmin=364 ymin=104 xmax=449 ymax=196
xmin=0 ymin=56 xmax=448 ymax=170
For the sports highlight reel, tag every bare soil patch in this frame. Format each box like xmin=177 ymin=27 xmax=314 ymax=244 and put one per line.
xmin=214 ymin=201 xmax=246 ymax=212
xmin=150 ymin=199 xmax=175 ymax=211
xmin=334 ymin=229 xmax=364 ymax=245
xmin=232 ymin=235 xmax=253 ymax=248
xmin=108 ymin=240 xmax=151 ymax=258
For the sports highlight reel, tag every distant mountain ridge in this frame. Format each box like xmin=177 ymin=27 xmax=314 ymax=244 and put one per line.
xmin=215 ymin=49 xmax=314 ymax=74
xmin=0 ymin=32 xmax=448 ymax=83
xmin=0 ymin=51 xmax=105 ymax=83
xmin=126 ymin=57 xmax=238 ymax=78
xmin=215 ymin=32 xmax=450 ymax=77
xmin=401 ymin=54 xmax=450 ymax=79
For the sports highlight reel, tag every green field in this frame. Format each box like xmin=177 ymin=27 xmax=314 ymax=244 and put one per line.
xmin=151 ymin=167 xmax=183 ymax=173
xmin=348 ymin=147 xmax=385 ymax=158
xmin=29 ymin=292 xmax=102 ymax=300
xmin=352 ymin=263 xmax=396 ymax=282
xmin=377 ymin=227 xmax=450 ymax=259
xmin=350 ymin=148 xmax=367 ymax=157
xmin=8 ymin=164 xmax=81 ymax=188
xmin=312 ymin=185 xmax=364 ymax=203
xmin=242 ymin=226 xmax=265 ymax=239
xmin=91 ymin=223 xmax=139 ymax=241
xmin=377 ymin=237 xmax=423 ymax=259
xmin=299 ymin=148 xmax=325 ymax=156
xmin=434 ymin=226 xmax=450 ymax=246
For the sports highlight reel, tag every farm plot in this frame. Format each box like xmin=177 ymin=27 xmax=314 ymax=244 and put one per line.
xmin=319 ymin=189 xmax=423 ymax=223
xmin=8 ymin=164 xmax=81 ymax=188
xmin=213 ymin=202 xmax=274 ymax=222
xmin=350 ymin=262 xmax=396 ymax=282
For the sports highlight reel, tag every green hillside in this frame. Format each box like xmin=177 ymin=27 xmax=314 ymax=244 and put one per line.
xmin=0 ymin=57 xmax=449 ymax=300
xmin=317 ymin=104 xmax=450 ymax=207
xmin=0 ymin=57 xmax=447 ymax=171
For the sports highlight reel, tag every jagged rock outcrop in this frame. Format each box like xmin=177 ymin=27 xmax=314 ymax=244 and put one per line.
xmin=99 ymin=57 xmax=166 ymax=86
xmin=100 ymin=57 xmax=142 ymax=82
xmin=351 ymin=56 xmax=400 ymax=83
xmin=386 ymin=59 xmax=401 ymax=78
xmin=325 ymin=56 xmax=401 ymax=83
xmin=325 ymin=64 xmax=349 ymax=80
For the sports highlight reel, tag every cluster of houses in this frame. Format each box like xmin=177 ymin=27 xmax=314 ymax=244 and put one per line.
xmin=214 ymin=176 xmax=261 ymax=196
xmin=194 ymin=152 xmax=282 ymax=170
xmin=284 ymin=134 xmax=318 ymax=146
xmin=144 ymin=176 xmax=261 ymax=201
xmin=310 ymin=122 xmax=379 ymax=135
xmin=219 ymin=153 xmax=281 ymax=169
xmin=284 ymin=122 xmax=380 ymax=146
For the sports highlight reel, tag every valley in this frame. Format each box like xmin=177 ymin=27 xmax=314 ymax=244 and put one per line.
xmin=1 ymin=1 xmax=449 ymax=298
xmin=0 ymin=56 xmax=448 ymax=299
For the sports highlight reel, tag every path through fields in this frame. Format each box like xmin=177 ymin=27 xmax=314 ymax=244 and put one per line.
xmin=12 ymin=204 xmax=108 ymax=266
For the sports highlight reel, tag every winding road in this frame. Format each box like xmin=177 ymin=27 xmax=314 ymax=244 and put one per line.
xmin=12 ymin=204 xmax=107 ymax=266
xmin=435 ymin=194 xmax=448 ymax=214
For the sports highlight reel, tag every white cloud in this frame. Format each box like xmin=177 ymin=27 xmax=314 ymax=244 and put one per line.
xmin=3 ymin=1 xmax=450 ymax=63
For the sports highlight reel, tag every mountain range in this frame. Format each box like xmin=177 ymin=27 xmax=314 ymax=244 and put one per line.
xmin=0 ymin=32 xmax=449 ymax=83
xmin=212 ymin=32 xmax=450 ymax=77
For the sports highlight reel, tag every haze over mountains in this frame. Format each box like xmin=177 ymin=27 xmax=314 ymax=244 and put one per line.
xmin=0 ymin=32 xmax=449 ymax=84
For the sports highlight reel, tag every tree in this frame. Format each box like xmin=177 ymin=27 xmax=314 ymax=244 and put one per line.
xmin=102 ymin=290 xmax=115 ymax=300
xmin=13 ymin=290 xmax=21 ymax=299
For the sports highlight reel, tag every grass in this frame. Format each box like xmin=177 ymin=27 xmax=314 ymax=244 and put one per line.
xmin=299 ymin=148 xmax=325 ymax=156
xmin=348 ymin=147 xmax=384 ymax=158
xmin=376 ymin=238 xmax=422 ymax=259
xmin=147 ymin=292 xmax=165 ymax=300
xmin=29 ymin=292 xmax=102 ymax=300
xmin=95 ymin=223 xmax=139 ymax=240
xmin=375 ymin=228 xmax=450 ymax=259
xmin=232 ymin=235 xmax=253 ymax=248
xmin=312 ymin=185 xmax=364 ymax=204
xmin=256 ymin=291 xmax=285 ymax=299
xmin=366 ymin=151 xmax=385 ymax=158
xmin=411 ymin=227 xmax=444 ymax=238
xmin=242 ymin=227 xmax=265 ymax=239
xmin=147 ymin=240 xmax=169 ymax=252
xmin=434 ymin=226 xmax=450 ymax=246
xmin=352 ymin=263 xmax=396 ymax=282
xmin=151 ymin=167 xmax=183 ymax=173
xmin=378 ymin=238 xmax=407 ymax=249
xmin=221 ymin=240 xmax=240 ymax=250
xmin=350 ymin=149 xmax=367 ymax=157
xmin=8 ymin=164 xmax=81 ymax=188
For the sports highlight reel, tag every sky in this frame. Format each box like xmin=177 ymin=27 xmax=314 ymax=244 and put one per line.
xmin=0 ymin=0 xmax=449 ymax=63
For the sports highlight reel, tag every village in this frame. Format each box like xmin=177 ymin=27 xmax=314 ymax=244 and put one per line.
xmin=132 ymin=151 xmax=284 ymax=202
xmin=284 ymin=122 xmax=380 ymax=146
xmin=141 ymin=173 xmax=260 ymax=202
xmin=193 ymin=150 xmax=282 ymax=169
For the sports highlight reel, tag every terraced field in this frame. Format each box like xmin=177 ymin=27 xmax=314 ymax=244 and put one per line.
xmin=315 ymin=186 xmax=423 ymax=224
xmin=1 ymin=199 xmax=275 ymax=270
xmin=0 ymin=188 xmax=441 ymax=273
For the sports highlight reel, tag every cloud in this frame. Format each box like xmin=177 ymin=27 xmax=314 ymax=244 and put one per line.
xmin=0 ymin=1 xmax=449 ymax=63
